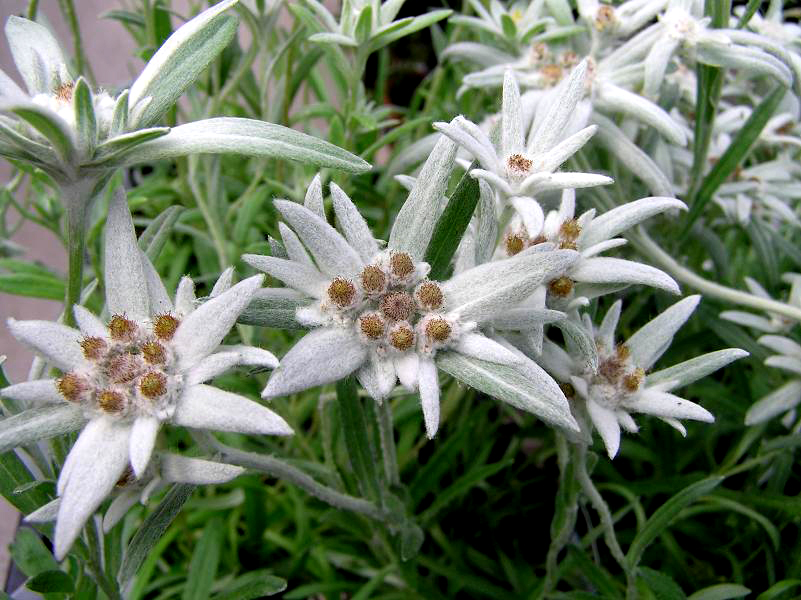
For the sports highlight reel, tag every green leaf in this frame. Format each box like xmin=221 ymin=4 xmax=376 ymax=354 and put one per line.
xmin=436 ymin=352 xmax=578 ymax=431
xmin=183 ymin=518 xmax=223 ymax=600
xmin=72 ymin=77 xmax=96 ymax=158
xmin=26 ymin=570 xmax=75 ymax=593
xmin=368 ymin=10 xmax=453 ymax=53
xmin=745 ymin=220 xmax=779 ymax=287
xmin=128 ymin=0 xmax=240 ymax=127
xmin=336 ymin=376 xmax=381 ymax=503
xmin=9 ymin=529 xmax=59 ymax=577
xmin=137 ymin=205 xmax=184 ymax=261
xmin=210 ymin=570 xmax=287 ymax=600
xmin=756 ymin=580 xmax=801 ymax=600
xmin=638 ymin=567 xmax=686 ymax=600
xmin=5 ymin=16 xmax=68 ymax=95
xmin=419 ymin=459 xmax=512 ymax=523
xmin=118 ymin=483 xmax=195 ymax=587
xmin=355 ymin=6 xmax=373 ymax=43
xmin=0 ymin=273 xmax=65 ymax=300
xmin=425 ymin=165 xmax=480 ymax=280
xmin=400 ymin=522 xmax=424 ymax=561
xmin=736 ymin=0 xmax=763 ymax=28
xmin=500 ymin=14 xmax=517 ymax=39
xmin=687 ymin=584 xmax=751 ymax=600
xmin=109 ymin=117 xmax=371 ymax=173
xmin=89 ymin=127 xmax=171 ymax=165
xmin=110 ymin=89 xmax=129 ymax=136
xmin=0 ymin=405 xmax=86 ymax=454
xmin=0 ymin=452 xmax=51 ymax=514
xmin=626 ymin=476 xmax=724 ymax=569
xmin=10 ymin=103 xmax=77 ymax=165
xmin=237 ymin=290 xmax=306 ymax=330
xmin=684 ymin=85 xmax=787 ymax=233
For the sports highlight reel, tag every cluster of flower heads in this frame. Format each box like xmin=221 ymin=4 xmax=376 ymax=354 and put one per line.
xmin=7 ymin=0 xmax=789 ymax=565
xmin=3 ymin=190 xmax=291 ymax=559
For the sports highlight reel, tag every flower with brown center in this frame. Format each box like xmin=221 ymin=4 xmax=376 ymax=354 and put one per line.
xmin=359 ymin=313 xmax=386 ymax=341
xmin=139 ymin=372 xmax=168 ymax=399
xmin=425 ymin=317 xmax=452 ymax=343
xmin=108 ymin=315 xmax=137 ymax=341
xmin=507 ymin=153 xmax=533 ymax=174
xmin=415 ymin=281 xmax=444 ymax=311
xmin=106 ymin=353 xmax=142 ymax=384
xmin=56 ymin=373 xmax=88 ymax=403
xmin=381 ymin=292 xmax=415 ymax=321
xmin=98 ymin=389 xmax=126 ymax=413
xmin=327 ymin=277 xmax=357 ymax=308
xmin=390 ymin=252 xmax=415 ymax=279
xmin=548 ymin=276 xmax=574 ymax=298
xmin=594 ymin=4 xmax=616 ymax=30
xmin=80 ymin=337 xmax=107 ymax=360
xmin=505 ymin=232 xmax=527 ymax=256
xmin=389 ymin=324 xmax=416 ymax=351
xmin=153 ymin=314 xmax=180 ymax=340
xmin=142 ymin=341 xmax=166 ymax=364
xmin=360 ymin=265 xmax=387 ymax=295
xmin=622 ymin=368 xmax=645 ymax=393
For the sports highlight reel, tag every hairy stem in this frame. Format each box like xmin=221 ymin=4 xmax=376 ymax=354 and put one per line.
xmin=542 ymin=433 xmax=579 ymax=597
xmin=574 ymin=445 xmax=636 ymax=596
xmin=633 ymin=230 xmax=801 ymax=323
xmin=58 ymin=0 xmax=94 ymax=84
xmin=377 ymin=401 xmax=400 ymax=487
xmin=214 ymin=442 xmax=387 ymax=522
xmin=62 ymin=185 xmax=89 ymax=328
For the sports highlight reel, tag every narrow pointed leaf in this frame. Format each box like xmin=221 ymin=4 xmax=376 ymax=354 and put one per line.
xmin=109 ymin=117 xmax=370 ymax=173
xmin=425 ymin=163 xmax=480 ymax=280
xmin=0 ymin=404 xmax=86 ymax=454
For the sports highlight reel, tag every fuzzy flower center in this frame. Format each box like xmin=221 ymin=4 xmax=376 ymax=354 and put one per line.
xmin=55 ymin=313 xmax=182 ymax=421
xmin=316 ymin=251 xmax=460 ymax=356
xmin=507 ymin=153 xmax=533 ymax=175
xmin=589 ymin=342 xmax=647 ymax=408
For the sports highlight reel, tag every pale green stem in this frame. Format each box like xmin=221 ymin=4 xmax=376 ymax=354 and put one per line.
xmin=574 ymin=444 xmax=636 ymax=597
xmin=632 ymin=229 xmax=801 ymax=323
xmin=377 ymin=401 xmax=400 ymax=487
xmin=58 ymin=0 xmax=94 ymax=84
xmin=188 ymin=157 xmax=229 ymax=270
xmin=62 ymin=186 xmax=89 ymax=328
xmin=542 ymin=433 xmax=578 ymax=598
xmin=212 ymin=441 xmax=387 ymax=522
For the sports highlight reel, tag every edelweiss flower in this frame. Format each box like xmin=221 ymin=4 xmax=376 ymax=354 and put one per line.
xmin=577 ymin=0 xmax=669 ymax=39
xmin=539 ymin=296 xmax=746 ymax=457
xmin=25 ymin=453 xmax=246 ymax=533
xmin=746 ymin=334 xmax=801 ymax=427
xmin=0 ymin=3 xmax=368 ymax=188
xmin=435 ymin=64 xmax=611 ymax=232
xmin=244 ymin=149 xmax=579 ymax=437
xmin=499 ymin=189 xmax=684 ymax=306
xmin=1 ymin=189 xmax=291 ymax=559
xmin=641 ymin=0 xmax=792 ymax=97
xmin=720 ymin=273 xmax=801 ymax=333
xmin=449 ymin=0 xmax=554 ymax=46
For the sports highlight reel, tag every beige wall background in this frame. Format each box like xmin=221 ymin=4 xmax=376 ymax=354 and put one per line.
xmin=1 ymin=1 xmax=155 ymax=587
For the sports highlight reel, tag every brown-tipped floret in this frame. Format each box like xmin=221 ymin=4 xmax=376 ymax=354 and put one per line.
xmin=153 ymin=314 xmax=180 ymax=341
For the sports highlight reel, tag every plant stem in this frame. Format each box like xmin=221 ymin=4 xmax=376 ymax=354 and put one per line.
xmin=574 ymin=444 xmax=636 ymax=597
xmin=214 ymin=442 xmax=387 ymax=522
xmin=542 ymin=433 xmax=579 ymax=598
xmin=58 ymin=0 xmax=94 ymax=84
xmin=632 ymin=229 xmax=801 ymax=323
xmin=377 ymin=401 xmax=400 ymax=487
xmin=62 ymin=185 xmax=89 ymax=328
xmin=26 ymin=0 xmax=38 ymax=19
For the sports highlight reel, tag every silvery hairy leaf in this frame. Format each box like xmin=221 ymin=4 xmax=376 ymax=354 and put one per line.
xmin=128 ymin=0 xmax=241 ymax=128
xmin=107 ymin=117 xmax=371 ymax=173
